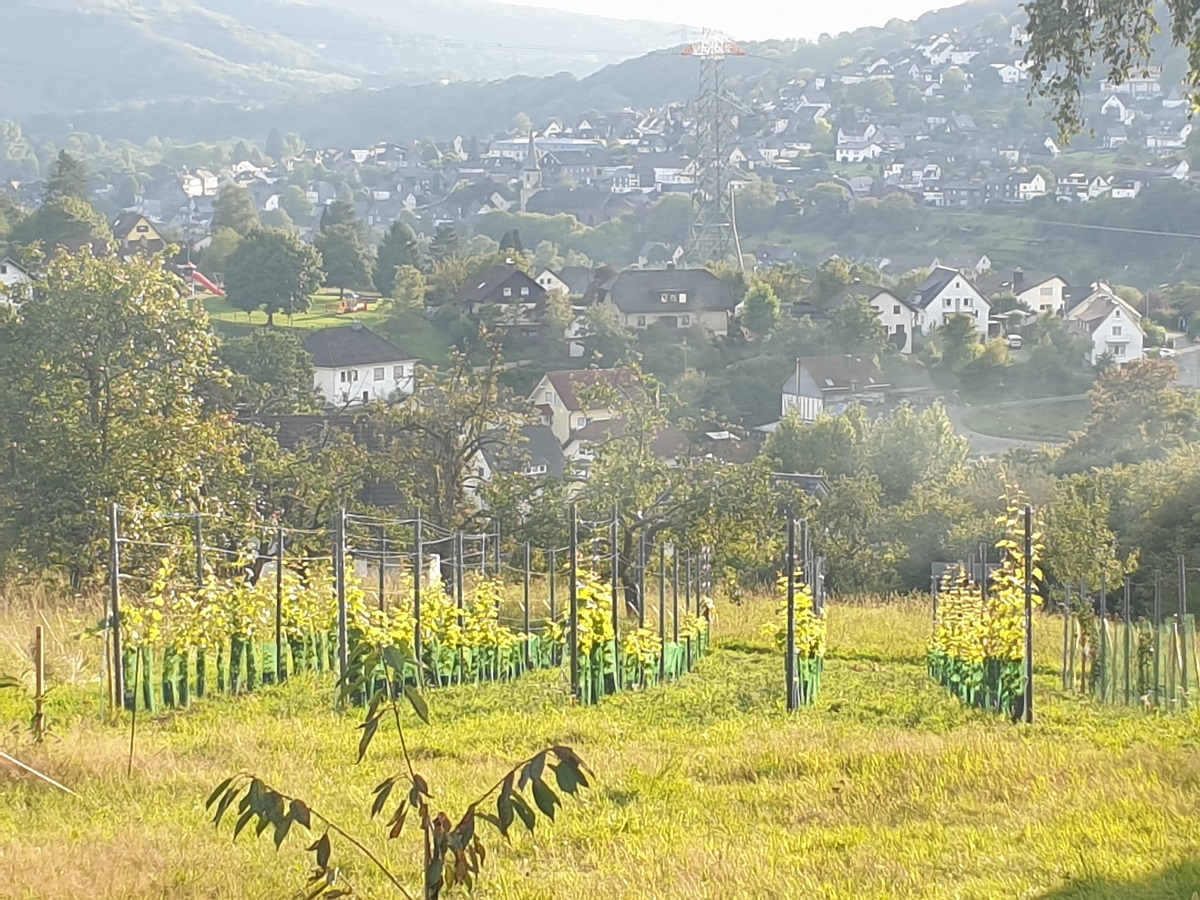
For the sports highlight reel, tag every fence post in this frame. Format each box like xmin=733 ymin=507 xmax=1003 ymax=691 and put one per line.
xmin=1061 ymin=585 xmax=1071 ymax=691
xmin=569 ymin=505 xmax=579 ymax=702
xmin=275 ymin=525 xmax=284 ymax=684
xmin=334 ymin=509 xmax=349 ymax=692
xmin=109 ymin=503 xmax=124 ymax=713
xmin=413 ymin=514 xmax=423 ymax=686
xmin=378 ymin=524 xmax=387 ymax=612
xmin=658 ymin=541 xmax=666 ymax=683
xmin=549 ymin=548 xmax=557 ymax=622
xmin=1179 ymin=554 xmax=1188 ymax=700
xmin=672 ymin=547 xmax=680 ymax=646
xmin=523 ymin=542 xmax=531 ymax=670
xmin=786 ymin=517 xmax=798 ymax=712
xmin=610 ymin=511 xmax=620 ymax=691
xmin=685 ymin=549 xmax=693 ymax=671
xmin=34 ymin=625 xmax=45 ymax=742
xmin=455 ymin=532 xmax=465 ymax=685
xmin=1154 ymin=569 xmax=1162 ymax=708
xmin=638 ymin=532 xmax=647 ymax=629
xmin=1099 ymin=573 xmax=1107 ymax=701
xmin=193 ymin=513 xmax=206 ymax=699
xmin=1123 ymin=577 xmax=1132 ymax=706
xmin=1022 ymin=505 xmax=1034 ymax=724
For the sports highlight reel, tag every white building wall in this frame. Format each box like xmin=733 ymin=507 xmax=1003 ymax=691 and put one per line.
xmin=314 ymin=362 xmax=415 ymax=407
xmin=870 ymin=292 xmax=916 ymax=353
xmin=1089 ymin=308 xmax=1145 ymax=365
xmin=782 ymin=393 xmax=824 ymax=422
xmin=922 ymin=279 xmax=990 ymax=336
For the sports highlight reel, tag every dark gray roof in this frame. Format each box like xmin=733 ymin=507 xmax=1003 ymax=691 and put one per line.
xmin=454 ymin=265 xmax=545 ymax=307
xmin=480 ymin=424 xmax=565 ymax=478
xmin=302 ymin=324 xmax=415 ymax=368
xmin=783 ymin=355 xmax=887 ymax=395
xmin=602 ymin=267 xmax=736 ymax=315
xmin=907 ymin=265 xmax=964 ymax=310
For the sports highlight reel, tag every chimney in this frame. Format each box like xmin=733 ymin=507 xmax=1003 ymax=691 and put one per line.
xmin=505 ymin=256 xmax=516 ymax=268
xmin=1013 ymin=267 xmax=1024 ymax=289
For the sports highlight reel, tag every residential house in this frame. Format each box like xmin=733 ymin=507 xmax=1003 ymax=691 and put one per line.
xmin=1110 ymin=180 xmax=1142 ymax=199
xmin=1055 ymin=173 xmax=1112 ymax=202
xmin=835 ymin=141 xmax=884 ymax=163
xmin=596 ymin=264 xmax=738 ymax=336
xmin=1101 ymin=66 xmax=1163 ymax=98
xmin=908 ymin=266 xmax=991 ymax=336
xmin=112 ymin=212 xmax=167 ymax=254
xmin=976 ymin=269 xmax=1069 ymax=316
xmin=562 ymin=419 xmax=690 ymax=478
xmin=1104 ymin=126 xmax=1129 ymax=149
xmin=1066 ymin=293 xmax=1145 ymax=365
xmin=302 ymin=322 xmax=417 ymax=407
xmin=988 ymin=63 xmax=1023 ymax=85
xmin=524 ymin=187 xmax=635 ymax=226
xmin=453 ymin=263 xmax=548 ymax=332
xmin=781 ymin=355 xmax=890 ymax=422
xmin=0 ymin=256 xmax=31 ymax=302
xmin=829 ymin=283 xmax=919 ymax=353
xmin=528 ymin=368 xmax=632 ymax=444
xmin=470 ymin=424 xmax=566 ymax=499
xmin=987 ymin=170 xmax=1048 ymax=202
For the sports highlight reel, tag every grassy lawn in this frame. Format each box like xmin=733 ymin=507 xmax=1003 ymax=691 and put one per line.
xmin=4 ymin=594 xmax=1200 ymax=898
xmin=964 ymin=396 xmax=1089 ymax=442
xmin=204 ymin=291 xmax=451 ymax=366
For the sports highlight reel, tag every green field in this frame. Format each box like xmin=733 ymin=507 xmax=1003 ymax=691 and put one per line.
xmin=203 ymin=292 xmax=451 ymax=366
xmin=3 ymin=596 xmax=1200 ymax=899
xmin=964 ymin=396 xmax=1090 ymax=443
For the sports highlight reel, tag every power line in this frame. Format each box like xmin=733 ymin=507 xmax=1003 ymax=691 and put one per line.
xmin=941 ymin=210 xmax=1200 ymax=241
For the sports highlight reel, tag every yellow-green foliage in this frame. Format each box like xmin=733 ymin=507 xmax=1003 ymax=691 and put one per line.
xmin=768 ymin=568 xmax=827 ymax=659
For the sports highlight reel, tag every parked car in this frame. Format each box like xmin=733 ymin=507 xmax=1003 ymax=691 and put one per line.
xmin=1005 ymin=334 xmax=1023 ymax=349
xmin=1159 ymin=346 xmax=1177 ymax=358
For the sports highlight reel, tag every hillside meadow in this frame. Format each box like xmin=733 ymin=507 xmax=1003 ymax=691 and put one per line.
xmin=1 ymin=594 xmax=1199 ymax=899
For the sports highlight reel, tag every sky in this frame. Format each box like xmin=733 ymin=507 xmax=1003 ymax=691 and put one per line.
xmin=499 ymin=0 xmax=947 ymax=42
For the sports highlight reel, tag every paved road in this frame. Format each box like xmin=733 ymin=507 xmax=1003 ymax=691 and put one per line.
xmin=1171 ymin=343 xmax=1200 ymax=388
xmin=943 ymin=401 xmax=1064 ymax=457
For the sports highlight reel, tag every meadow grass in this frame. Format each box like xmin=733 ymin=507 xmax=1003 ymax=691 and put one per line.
xmin=2 ymin=595 xmax=1200 ymax=899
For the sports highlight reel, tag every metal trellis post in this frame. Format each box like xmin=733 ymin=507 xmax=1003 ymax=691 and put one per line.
xmin=569 ymin=505 xmax=580 ymax=702
xmin=109 ymin=503 xmax=124 ymax=712
xmin=1022 ymin=505 xmax=1034 ymax=724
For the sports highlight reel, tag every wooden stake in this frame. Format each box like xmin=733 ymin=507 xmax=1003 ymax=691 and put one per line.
xmin=33 ymin=626 xmax=45 ymax=743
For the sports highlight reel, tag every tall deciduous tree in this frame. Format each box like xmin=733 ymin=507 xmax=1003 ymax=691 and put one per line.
xmin=280 ymin=185 xmax=315 ymax=223
xmin=212 ymin=183 xmax=260 ymax=236
xmin=375 ymin=221 xmax=419 ymax=295
xmin=0 ymin=251 xmax=238 ymax=579
xmin=15 ymin=195 xmax=112 ymax=251
xmin=742 ymin=282 xmax=781 ymax=336
xmin=224 ymin=228 xmax=323 ymax=325
xmin=315 ymin=223 xmax=373 ymax=299
xmin=319 ymin=199 xmax=360 ymax=234
xmin=218 ymin=328 xmax=323 ymax=414
xmin=44 ymin=150 xmax=88 ymax=201
xmin=265 ymin=127 xmax=288 ymax=162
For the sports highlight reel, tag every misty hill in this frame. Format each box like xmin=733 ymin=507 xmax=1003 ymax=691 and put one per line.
xmin=0 ymin=0 xmax=685 ymax=117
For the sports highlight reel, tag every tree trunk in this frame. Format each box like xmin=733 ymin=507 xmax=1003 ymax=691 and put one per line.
xmin=266 ymin=309 xmax=275 ymax=327
xmin=621 ymin=527 xmax=641 ymax=616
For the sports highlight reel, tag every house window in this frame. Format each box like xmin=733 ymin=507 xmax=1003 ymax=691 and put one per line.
xmin=136 ymin=224 xmax=149 ymax=233
xmin=944 ymin=298 xmax=952 ymax=308
xmin=637 ymin=315 xmax=646 ymax=326
xmin=577 ymin=416 xmax=587 ymax=428
xmin=660 ymin=293 xmax=669 ymax=303
xmin=503 ymin=287 xmax=512 ymax=297
xmin=544 ymin=391 xmax=552 ymax=403
xmin=520 ymin=286 xmax=529 ymax=296
xmin=341 ymin=392 xmax=349 ymax=403
xmin=893 ymin=305 xmax=901 ymax=315
xmin=955 ymin=281 xmax=961 ymax=288
xmin=681 ymin=315 xmax=690 ymax=326
xmin=1115 ymin=345 xmax=1125 ymax=356
xmin=678 ymin=292 xmax=687 ymax=303
xmin=1112 ymin=325 xmax=1122 ymax=335
xmin=1040 ymin=286 xmax=1053 ymax=296
xmin=1040 ymin=304 xmax=1050 ymax=311
xmin=374 ymin=367 xmax=385 ymax=381
xmin=965 ymin=298 xmax=972 ymax=307
xmin=394 ymin=366 xmax=405 ymax=381
xmin=362 ymin=391 xmax=370 ymax=402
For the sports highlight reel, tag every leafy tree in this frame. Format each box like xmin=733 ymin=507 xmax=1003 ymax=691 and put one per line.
xmin=15 ymin=195 xmax=112 ymax=252
xmin=389 ymin=265 xmax=427 ymax=311
xmin=44 ymin=150 xmax=88 ymax=201
xmin=371 ymin=337 xmax=533 ymax=530
xmin=114 ymin=174 xmax=141 ymax=209
xmin=199 ymin=227 xmax=241 ymax=278
xmin=531 ymin=240 xmax=563 ymax=271
xmin=265 ymin=126 xmax=287 ymax=162
xmin=315 ymin=223 xmax=373 ymax=299
xmin=218 ymin=328 xmax=323 ymax=415
xmin=732 ymin=175 xmax=778 ymax=233
xmin=1045 ymin=473 xmax=1136 ymax=595
xmin=543 ymin=288 xmax=573 ymax=340
xmin=260 ymin=207 xmax=295 ymax=233
xmin=212 ymin=183 xmax=260 ymax=236
xmin=430 ymin=224 xmax=461 ymax=262
xmin=578 ymin=304 xmax=635 ymax=364
xmin=499 ymin=229 xmax=525 ymax=253
xmin=0 ymin=251 xmax=238 ymax=580
xmin=941 ymin=66 xmax=967 ymax=97
xmin=374 ymin=221 xmax=419 ymax=295
xmin=828 ymin=294 xmax=888 ymax=356
xmin=280 ymin=185 xmax=315 ymax=222
xmin=742 ymin=282 xmax=781 ymax=336
xmin=812 ymin=257 xmax=854 ymax=301
xmin=1024 ymin=0 xmax=1200 ymax=135
xmin=224 ymin=228 xmax=323 ymax=325
xmin=1060 ymin=358 xmax=1200 ymax=470
xmin=319 ymin=199 xmax=360 ymax=234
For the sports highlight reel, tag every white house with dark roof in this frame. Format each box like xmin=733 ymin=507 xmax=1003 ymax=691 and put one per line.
xmin=1066 ymin=289 xmax=1145 ymax=365
xmin=0 ymin=257 xmax=31 ymax=303
xmin=907 ymin=266 xmax=991 ymax=337
xmin=527 ymin=367 xmax=634 ymax=444
xmin=302 ymin=322 xmax=417 ymax=407
xmin=829 ymin=283 xmax=918 ymax=353
xmin=781 ymin=356 xmax=890 ymax=422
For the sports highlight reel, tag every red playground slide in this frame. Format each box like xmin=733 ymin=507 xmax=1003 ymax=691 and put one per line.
xmin=181 ymin=263 xmax=224 ymax=296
